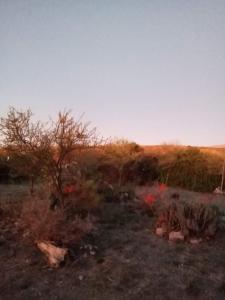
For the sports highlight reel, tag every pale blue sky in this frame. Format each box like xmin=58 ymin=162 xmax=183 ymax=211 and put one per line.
xmin=1 ymin=0 xmax=225 ymax=146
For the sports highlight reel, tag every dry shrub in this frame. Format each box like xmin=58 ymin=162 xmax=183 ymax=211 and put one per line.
xmin=20 ymin=199 xmax=93 ymax=246
xmin=63 ymin=179 xmax=101 ymax=216
xmin=156 ymin=198 xmax=218 ymax=239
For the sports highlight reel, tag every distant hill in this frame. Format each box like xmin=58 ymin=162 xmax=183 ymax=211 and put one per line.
xmin=212 ymin=145 xmax=225 ymax=149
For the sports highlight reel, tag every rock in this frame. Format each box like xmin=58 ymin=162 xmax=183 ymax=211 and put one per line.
xmin=156 ymin=227 xmax=166 ymax=237
xmin=37 ymin=241 xmax=68 ymax=268
xmin=214 ymin=187 xmax=223 ymax=194
xmin=189 ymin=238 xmax=202 ymax=244
xmin=78 ymin=275 xmax=84 ymax=281
xmin=169 ymin=231 xmax=184 ymax=242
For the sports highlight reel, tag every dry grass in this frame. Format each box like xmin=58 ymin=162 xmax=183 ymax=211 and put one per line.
xmin=0 ymin=184 xmax=30 ymax=219
xmin=0 ymin=184 xmax=94 ymax=247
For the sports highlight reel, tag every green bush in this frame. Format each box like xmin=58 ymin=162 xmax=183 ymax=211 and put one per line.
xmin=123 ymin=155 xmax=159 ymax=185
xmin=160 ymin=147 xmax=222 ymax=192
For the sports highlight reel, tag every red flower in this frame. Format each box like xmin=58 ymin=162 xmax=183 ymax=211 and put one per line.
xmin=144 ymin=194 xmax=156 ymax=206
xmin=159 ymin=183 xmax=167 ymax=192
xmin=63 ymin=185 xmax=76 ymax=194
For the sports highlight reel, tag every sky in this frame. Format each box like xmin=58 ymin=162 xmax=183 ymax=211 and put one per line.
xmin=1 ymin=0 xmax=225 ymax=146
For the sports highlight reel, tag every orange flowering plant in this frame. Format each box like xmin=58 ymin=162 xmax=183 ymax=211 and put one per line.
xmin=143 ymin=183 xmax=168 ymax=214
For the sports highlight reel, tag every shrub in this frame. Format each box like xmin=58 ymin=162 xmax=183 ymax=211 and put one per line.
xmin=20 ymin=199 xmax=93 ymax=247
xmin=97 ymin=181 xmax=116 ymax=202
xmin=160 ymin=147 xmax=222 ymax=192
xmin=102 ymin=139 xmax=143 ymax=186
xmin=123 ymin=155 xmax=159 ymax=185
xmin=97 ymin=163 xmax=120 ymax=184
xmin=97 ymin=180 xmax=135 ymax=203
xmin=156 ymin=197 xmax=218 ymax=239
xmin=63 ymin=179 xmax=101 ymax=216
xmin=139 ymin=183 xmax=168 ymax=216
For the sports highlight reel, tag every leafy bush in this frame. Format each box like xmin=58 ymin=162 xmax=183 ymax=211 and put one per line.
xmin=160 ymin=147 xmax=222 ymax=192
xmin=97 ymin=163 xmax=120 ymax=184
xmin=123 ymin=155 xmax=159 ymax=185
xmin=102 ymin=140 xmax=142 ymax=185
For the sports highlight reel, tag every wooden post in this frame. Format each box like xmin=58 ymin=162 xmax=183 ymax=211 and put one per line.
xmin=221 ymin=160 xmax=225 ymax=192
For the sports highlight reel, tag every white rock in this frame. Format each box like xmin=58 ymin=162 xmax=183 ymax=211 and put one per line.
xmin=37 ymin=241 xmax=68 ymax=268
xmin=156 ymin=227 xmax=166 ymax=237
xmin=169 ymin=231 xmax=184 ymax=241
xmin=189 ymin=238 xmax=202 ymax=244
xmin=214 ymin=187 xmax=223 ymax=194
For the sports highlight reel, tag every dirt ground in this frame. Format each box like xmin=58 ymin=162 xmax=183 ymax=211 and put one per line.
xmin=1 ymin=185 xmax=225 ymax=300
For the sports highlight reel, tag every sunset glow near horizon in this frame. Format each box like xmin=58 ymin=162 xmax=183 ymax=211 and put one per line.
xmin=1 ymin=1 xmax=225 ymax=146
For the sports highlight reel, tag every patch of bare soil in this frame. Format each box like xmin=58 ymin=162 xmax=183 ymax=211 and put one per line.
xmin=1 ymin=187 xmax=225 ymax=300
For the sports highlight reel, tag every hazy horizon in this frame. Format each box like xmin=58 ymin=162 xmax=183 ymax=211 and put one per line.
xmin=1 ymin=1 xmax=225 ymax=146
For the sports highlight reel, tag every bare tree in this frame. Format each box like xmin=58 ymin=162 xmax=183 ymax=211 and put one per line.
xmin=48 ymin=110 xmax=100 ymax=200
xmin=0 ymin=107 xmax=101 ymax=205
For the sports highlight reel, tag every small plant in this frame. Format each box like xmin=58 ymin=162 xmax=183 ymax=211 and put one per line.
xmin=97 ymin=181 xmax=115 ymax=202
xmin=156 ymin=197 xmax=218 ymax=239
xmin=142 ymin=183 xmax=168 ymax=215
xmin=63 ymin=179 xmax=101 ymax=217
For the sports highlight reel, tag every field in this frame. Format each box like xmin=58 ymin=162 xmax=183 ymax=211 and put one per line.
xmin=1 ymin=184 xmax=225 ymax=300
